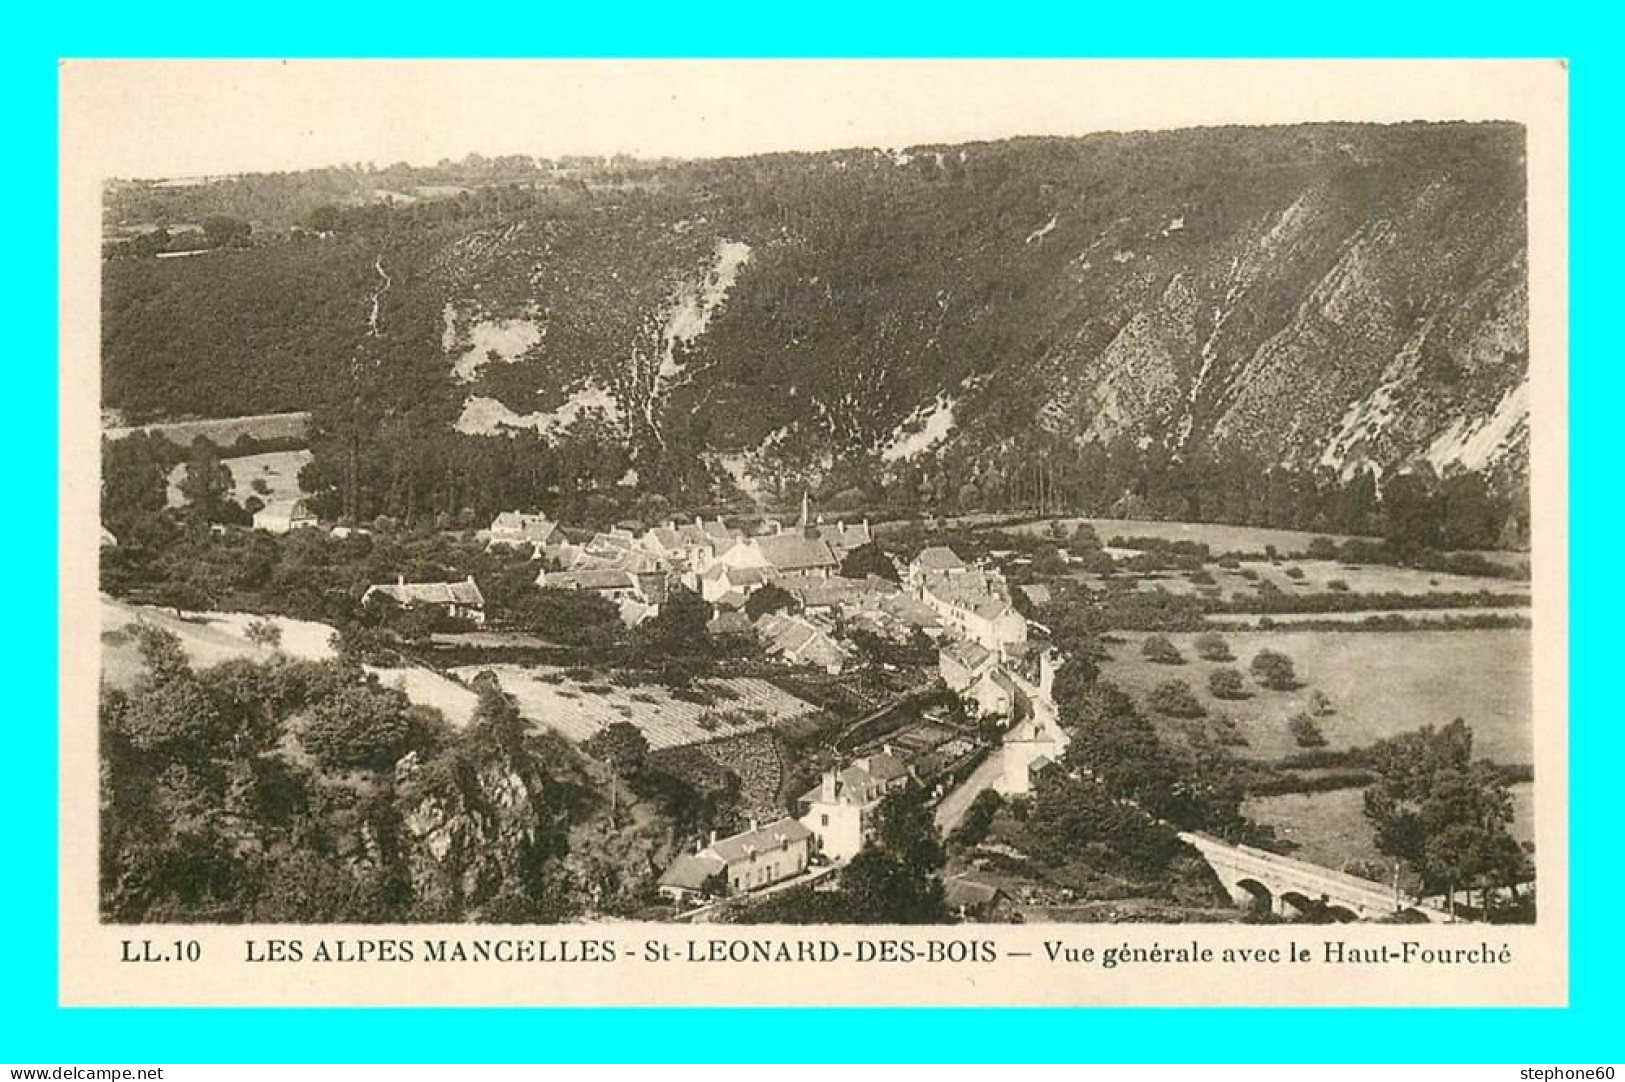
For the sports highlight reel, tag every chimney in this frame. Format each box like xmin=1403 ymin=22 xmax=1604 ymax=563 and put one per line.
xmin=774 ymin=522 xmax=784 ymax=535
xmin=749 ymin=817 xmax=759 ymax=833
xmin=396 ymin=573 xmax=405 ymax=587
xmin=820 ymin=770 xmax=837 ymax=803
xmin=882 ymin=743 xmax=894 ymax=758
xmin=466 ymin=575 xmax=477 ymax=586
xmin=694 ymin=516 xmax=703 ymax=528
xmin=666 ymin=519 xmax=675 ymax=531
xmin=708 ymin=829 xmax=718 ymax=848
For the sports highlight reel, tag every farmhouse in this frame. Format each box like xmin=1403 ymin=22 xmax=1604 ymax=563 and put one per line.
xmin=774 ymin=572 xmax=898 ymax=615
xmin=537 ymin=567 xmax=645 ymax=601
xmin=658 ymin=817 xmax=813 ymax=903
xmin=698 ymin=563 xmax=772 ymax=604
xmin=362 ymin=575 xmax=486 ymax=626
xmin=716 ymin=529 xmax=839 ymax=578
xmin=485 ymin=510 xmax=562 ymax=550
xmin=943 ymin=874 xmax=1002 ymax=919
xmin=908 ymin=545 xmax=970 ymax=584
xmin=797 ymin=748 xmax=912 ymax=862
xmin=804 ymin=518 xmax=874 ymax=558
xmin=756 ymin=612 xmax=846 ymax=673
xmin=252 ymin=497 xmax=318 ymax=534
xmin=918 ymin=570 xmax=1027 ymax=651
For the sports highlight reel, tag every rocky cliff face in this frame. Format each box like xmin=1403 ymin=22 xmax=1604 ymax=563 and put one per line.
xmin=393 ymin=741 xmax=567 ymax=920
xmin=103 ymin=121 xmax=1530 ymax=491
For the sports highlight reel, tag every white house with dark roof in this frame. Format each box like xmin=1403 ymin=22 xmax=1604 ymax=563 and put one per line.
xmin=918 ymin=570 xmax=1027 ymax=651
xmin=362 ymin=575 xmax=486 ymax=626
xmin=698 ymin=563 xmax=772 ymax=603
xmin=797 ymin=747 xmax=913 ymax=862
xmin=536 ymin=567 xmax=645 ymax=601
xmin=657 ymin=817 xmax=813 ymax=903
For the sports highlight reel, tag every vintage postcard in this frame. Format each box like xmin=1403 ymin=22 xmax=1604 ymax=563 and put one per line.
xmin=59 ymin=58 xmax=1568 ymax=1007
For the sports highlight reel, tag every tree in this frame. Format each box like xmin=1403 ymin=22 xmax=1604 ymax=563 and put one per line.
xmin=1208 ymin=667 xmax=1247 ymax=700
xmin=1141 ymin=634 xmax=1183 ymax=665
xmin=1287 ymin=713 xmax=1327 ymax=748
xmin=1148 ymin=679 xmax=1204 ymax=718
xmin=584 ymin=720 xmax=650 ymax=818
xmin=121 ymin=669 xmax=221 ymax=753
xmin=151 ymin=578 xmax=214 ymax=619
xmin=1193 ymin=631 xmax=1232 ymax=662
xmin=101 ymin=433 xmax=172 ymax=530
xmin=838 ymin=542 xmax=899 ymax=583
xmin=202 ymin=215 xmax=252 ymax=248
xmin=177 ymin=438 xmax=237 ymax=524
xmin=302 ymin=680 xmax=412 ymax=769
xmin=1250 ymin=649 xmax=1298 ymax=690
xmin=744 ymin=582 xmax=796 ymax=622
xmin=949 ymin=789 xmax=1004 ymax=848
xmin=1362 ymin=720 xmax=1529 ymax=917
xmin=244 ymin=618 xmax=283 ymax=651
xmin=833 ymin=785 xmax=948 ymax=923
xmin=584 ymin=720 xmax=649 ymax=777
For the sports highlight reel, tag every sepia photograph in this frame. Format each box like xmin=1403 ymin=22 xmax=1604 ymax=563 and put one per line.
xmin=58 ymin=59 xmax=1568 ymax=1007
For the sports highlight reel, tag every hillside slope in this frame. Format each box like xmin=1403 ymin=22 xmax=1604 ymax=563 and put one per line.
xmin=103 ymin=122 xmax=1530 ymax=497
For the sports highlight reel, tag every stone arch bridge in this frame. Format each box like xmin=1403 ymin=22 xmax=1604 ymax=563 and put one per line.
xmin=1180 ymin=832 xmax=1457 ymax=923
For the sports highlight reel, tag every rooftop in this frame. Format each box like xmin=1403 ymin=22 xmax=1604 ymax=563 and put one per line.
xmin=707 ymin=818 xmax=814 ymax=865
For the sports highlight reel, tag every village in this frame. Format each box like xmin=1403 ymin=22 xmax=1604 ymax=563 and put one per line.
xmin=103 ymin=476 xmax=1080 ymax=923
xmin=371 ymin=497 xmax=1067 ymax=918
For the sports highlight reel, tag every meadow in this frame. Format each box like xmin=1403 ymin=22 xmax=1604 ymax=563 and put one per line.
xmin=1072 ymin=558 xmax=1528 ymax=602
xmin=1097 ymin=627 xmax=1532 ymax=764
xmin=998 ymin=517 xmax=1372 ymax=555
xmin=1244 ymin=782 xmax=1534 ymax=876
xmin=101 ymin=596 xmax=479 ymax=725
xmin=166 ymin=449 xmax=313 ymax=509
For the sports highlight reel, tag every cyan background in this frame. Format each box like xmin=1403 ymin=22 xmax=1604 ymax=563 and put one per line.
xmin=10 ymin=4 xmax=1611 ymax=1061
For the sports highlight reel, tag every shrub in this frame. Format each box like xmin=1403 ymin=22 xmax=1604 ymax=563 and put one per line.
xmin=302 ymin=681 xmax=412 ymax=769
xmin=1148 ymin=680 xmax=1204 ymax=719
xmin=1141 ymin=634 xmax=1184 ymax=665
xmin=1326 ymin=579 xmax=1351 ymax=592
xmin=1209 ymin=711 xmax=1248 ymax=747
xmin=1250 ymin=650 xmax=1298 ymax=690
xmin=1287 ymin=713 xmax=1328 ymax=748
xmin=1193 ymin=631 xmax=1232 ymax=662
xmin=1189 ymin=569 xmax=1216 ymax=586
xmin=1285 ymin=566 xmax=1306 ymax=581
xmin=1208 ymin=667 xmax=1248 ymax=700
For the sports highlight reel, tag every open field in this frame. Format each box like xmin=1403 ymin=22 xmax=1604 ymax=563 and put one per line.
xmin=1098 ymin=628 xmax=1532 ymax=764
xmin=167 ymin=449 xmax=313 ymax=509
xmin=101 ymin=596 xmax=478 ymax=726
xmin=1206 ymin=607 xmax=1531 ymax=627
xmin=1244 ymin=782 xmax=1534 ymax=876
xmin=1071 ymin=558 xmax=1528 ymax=603
xmin=105 ymin=410 xmax=311 ymax=446
xmin=995 ymin=517 xmax=1374 ymax=555
xmin=453 ymin=664 xmax=819 ymax=750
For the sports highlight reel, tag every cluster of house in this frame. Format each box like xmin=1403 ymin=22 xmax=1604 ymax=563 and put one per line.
xmin=908 ymin=546 xmax=1067 ymax=797
xmin=657 ymin=741 xmax=1003 ymax=918
xmin=656 ymin=744 xmax=912 ymax=904
xmin=507 ymin=499 xmax=897 ymax=668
